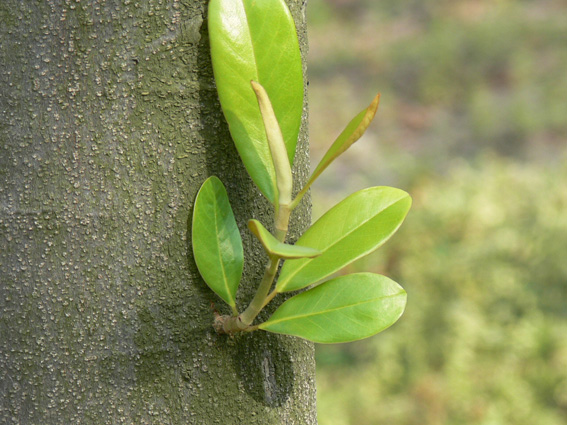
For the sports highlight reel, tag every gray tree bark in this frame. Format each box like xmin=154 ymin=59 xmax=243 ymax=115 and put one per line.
xmin=0 ymin=1 xmax=316 ymax=423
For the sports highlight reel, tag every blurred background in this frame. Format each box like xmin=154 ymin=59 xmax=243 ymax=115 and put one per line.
xmin=305 ymin=1 xmax=567 ymax=424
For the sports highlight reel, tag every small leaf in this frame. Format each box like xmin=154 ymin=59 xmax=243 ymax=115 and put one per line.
xmin=208 ymin=0 xmax=304 ymax=204
xmin=259 ymin=273 xmax=406 ymax=343
xmin=251 ymin=81 xmax=293 ymax=206
xmin=277 ymin=186 xmax=411 ymax=292
xmin=192 ymin=177 xmax=243 ymax=311
xmin=248 ymin=219 xmax=321 ymax=259
xmin=293 ymin=94 xmax=380 ymax=207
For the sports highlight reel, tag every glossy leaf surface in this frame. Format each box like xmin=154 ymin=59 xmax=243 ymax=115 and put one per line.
xmin=248 ymin=219 xmax=321 ymax=259
xmin=277 ymin=187 xmax=411 ymax=292
xmin=192 ymin=177 xmax=243 ymax=310
xmin=260 ymin=273 xmax=406 ymax=343
xmin=208 ymin=0 xmax=304 ymax=203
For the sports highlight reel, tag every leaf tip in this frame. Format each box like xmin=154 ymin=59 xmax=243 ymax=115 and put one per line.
xmin=247 ymin=218 xmax=260 ymax=236
xmin=366 ymin=93 xmax=381 ymax=123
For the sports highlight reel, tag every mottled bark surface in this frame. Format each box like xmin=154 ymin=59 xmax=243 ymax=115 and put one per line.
xmin=0 ymin=0 xmax=316 ymax=423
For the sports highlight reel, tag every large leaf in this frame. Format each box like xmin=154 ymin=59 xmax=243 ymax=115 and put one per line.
xmin=260 ymin=273 xmax=407 ymax=343
xmin=192 ymin=176 xmax=243 ymax=312
xmin=208 ymin=0 xmax=304 ymax=204
xmin=248 ymin=219 xmax=321 ymax=259
xmin=277 ymin=186 xmax=411 ymax=292
xmin=293 ymin=94 xmax=380 ymax=207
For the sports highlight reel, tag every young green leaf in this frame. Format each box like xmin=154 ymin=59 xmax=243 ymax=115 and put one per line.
xmin=292 ymin=94 xmax=380 ymax=208
xmin=192 ymin=177 xmax=243 ymax=313
xmin=259 ymin=273 xmax=407 ymax=343
xmin=277 ymin=186 xmax=411 ymax=292
xmin=248 ymin=219 xmax=321 ymax=259
xmin=208 ymin=0 xmax=304 ymax=204
xmin=251 ymin=81 xmax=293 ymax=206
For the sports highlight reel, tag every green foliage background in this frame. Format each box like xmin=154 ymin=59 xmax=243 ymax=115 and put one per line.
xmin=307 ymin=0 xmax=567 ymax=423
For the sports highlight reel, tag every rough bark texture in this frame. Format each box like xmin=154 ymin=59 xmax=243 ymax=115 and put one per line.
xmin=0 ymin=0 xmax=316 ymax=423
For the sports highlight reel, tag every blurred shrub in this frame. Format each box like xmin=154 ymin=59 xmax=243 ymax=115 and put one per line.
xmin=309 ymin=1 xmax=567 ymax=423
xmin=316 ymin=157 xmax=567 ymax=425
xmin=383 ymin=6 xmax=567 ymax=156
xmin=307 ymin=0 xmax=567 ymax=163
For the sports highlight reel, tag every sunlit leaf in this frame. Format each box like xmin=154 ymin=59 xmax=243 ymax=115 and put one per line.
xmin=208 ymin=0 xmax=304 ymax=203
xmin=293 ymin=94 xmax=380 ymax=206
xmin=248 ymin=219 xmax=321 ymax=259
xmin=192 ymin=177 xmax=243 ymax=312
xmin=260 ymin=273 xmax=407 ymax=343
xmin=277 ymin=186 xmax=411 ymax=292
xmin=251 ymin=81 xmax=293 ymax=205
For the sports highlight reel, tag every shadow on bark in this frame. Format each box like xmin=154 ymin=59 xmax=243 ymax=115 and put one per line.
xmin=233 ymin=332 xmax=294 ymax=407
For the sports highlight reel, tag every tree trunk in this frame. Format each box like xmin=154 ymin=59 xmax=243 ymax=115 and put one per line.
xmin=0 ymin=1 xmax=316 ymax=423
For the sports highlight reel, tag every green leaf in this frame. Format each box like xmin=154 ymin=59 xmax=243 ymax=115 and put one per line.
xmin=251 ymin=81 xmax=293 ymax=206
xmin=208 ymin=0 xmax=304 ymax=204
xmin=192 ymin=177 xmax=243 ymax=312
xmin=259 ymin=273 xmax=407 ymax=343
xmin=293 ymin=94 xmax=380 ymax=207
xmin=248 ymin=219 xmax=321 ymax=259
xmin=277 ymin=186 xmax=411 ymax=292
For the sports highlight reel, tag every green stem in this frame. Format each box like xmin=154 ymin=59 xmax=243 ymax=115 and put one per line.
xmin=290 ymin=182 xmax=311 ymax=210
xmin=219 ymin=202 xmax=292 ymax=334
xmin=274 ymin=203 xmax=291 ymax=242
xmin=261 ymin=288 xmax=279 ymax=310
xmin=238 ymin=255 xmax=280 ymax=326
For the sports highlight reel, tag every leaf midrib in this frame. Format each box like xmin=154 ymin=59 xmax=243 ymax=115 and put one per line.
xmin=263 ymin=292 xmax=404 ymax=327
xmin=211 ymin=185 xmax=232 ymax=303
xmin=278 ymin=194 xmax=407 ymax=288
